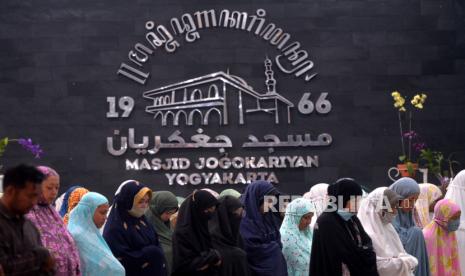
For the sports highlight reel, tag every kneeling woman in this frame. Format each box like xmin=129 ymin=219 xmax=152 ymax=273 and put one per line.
xmin=103 ymin=181 xmax=167 ymax=276
xmin=68 ymin=192 xmax=125 ymax=275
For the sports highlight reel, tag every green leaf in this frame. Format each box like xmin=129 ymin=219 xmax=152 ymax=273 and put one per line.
xmin=399 ymin=155 xmax=406 ymax=162
xmin=0 ymin=137 xmax=9 ymax=156
xmin=407 ymin=162 xmax=415 ymax=175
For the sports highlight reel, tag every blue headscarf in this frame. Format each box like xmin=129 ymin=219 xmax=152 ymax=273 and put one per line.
xmin=390 ymin=177 xmax=430 ymax=276
xmin=68 ymin=192 xmax=125 ymax=276
xmin=280 ymin=198 xmax=313 ymax=276
xmin=240 ymin=180 xmax=288 ymax=276
xmin=103 ymin=181 xmax=167 ymax=276
xmin=59 ymin=186 xmax=80 ymax=217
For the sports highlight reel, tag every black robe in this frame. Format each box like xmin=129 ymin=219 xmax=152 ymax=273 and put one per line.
xmin=172 ymin=190 xmax=221 ymax=276
xmin=309 ymin=211 xmax=379 ymax=276
xmin=209 ymin=196 xmax=250 ymax=276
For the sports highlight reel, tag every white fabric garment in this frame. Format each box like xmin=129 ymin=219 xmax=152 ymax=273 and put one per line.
xmin=304 ymin=183 xmax=329 ymax=229
xmin=445 ymin=170 xmax=465 ymax=276
xmin=357 ymin=187 xmax=418 ymax=276
xmin=54 ymin=192 xmax=65 ymax=212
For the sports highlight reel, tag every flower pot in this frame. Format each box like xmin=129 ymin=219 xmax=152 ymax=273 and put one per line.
xmin=397 ymin=163 xmax=418 ymax=178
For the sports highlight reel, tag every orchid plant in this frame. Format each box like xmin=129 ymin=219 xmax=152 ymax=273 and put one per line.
xmin=419 ymin=149 xmax=462 ymax=189
xmin=391 ymin=91 xmax=427 ymax=174
xmin=0 ymin=137 xmax=43 ymax=171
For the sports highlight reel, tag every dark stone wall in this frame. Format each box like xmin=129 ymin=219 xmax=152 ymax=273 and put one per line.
xmin=1 ymin=0 xmax=464 ymax=198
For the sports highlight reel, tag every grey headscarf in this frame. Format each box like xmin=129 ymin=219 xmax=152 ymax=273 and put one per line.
xmin=389 ymin=178 xmax=430 ymax=276
xmin=389 ymin=177 xmax=420 ymax=199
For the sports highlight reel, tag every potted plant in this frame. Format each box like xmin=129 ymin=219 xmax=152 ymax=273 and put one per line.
xmin=391 ymin=91 xmax=427 ymax=177
xmin=419 ymin=149 xmax=462 ymax=192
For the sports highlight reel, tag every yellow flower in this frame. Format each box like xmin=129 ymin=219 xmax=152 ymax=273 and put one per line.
xmin=391 ymin=91 xmax=400 ymax=97
xmin=399 ymin=107 xmax=406 ymax=112
xmin=415 ymin=104 xmax=423 ymax=109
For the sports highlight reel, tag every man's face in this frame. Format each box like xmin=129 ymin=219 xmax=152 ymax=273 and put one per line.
xmin=10 ymin=182 xmax=41 ymax=215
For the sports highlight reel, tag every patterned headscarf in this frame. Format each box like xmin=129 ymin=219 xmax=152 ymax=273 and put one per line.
xmin=64 ymin=188 xmax=89 ymax=225
xmin=27 ymin=166 xmax=81 ymax=276
xmin=423 ymin=199 xmax=462 ymax=276
xmin=280 ymin=198 xmax=314 ymax=276
xmin=414 ymin=184 xmax=442 ymax=228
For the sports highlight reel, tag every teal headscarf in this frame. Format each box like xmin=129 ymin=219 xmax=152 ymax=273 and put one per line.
xmin=280 ymin=198 xmax=314 ymax=276
xmin=68 ymin=192 xmax=125 ymax=276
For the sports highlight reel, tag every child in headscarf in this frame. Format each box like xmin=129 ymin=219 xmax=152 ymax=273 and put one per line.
xmin=68 ymin=192 xmax=125 ymax=276
xmin=64 ymin=187 xmax=89 ymax=225
xmin=240 ymin=180 xmax=288 ymax=276
xmin=103 ymin=180 xmax=167 ymax=276
xmin=390 ymin=177 xmax=431 ymax=276
xmin=423 ymin=199 xmax=462 ymax=276
xmin=358 ymin=187 xmax=418 ymax=276
xmin=310 ymin=178 xmax=378 ymax=276
xmin=26 ymin=166 xmax=81 ymax=276
xmin=445 ymin=169 xmax=465 ymax=275
xmin=172 ymin=189 xmax=221 ymax=276
xmin=210 ymin=195 xmax=249 ymax=276
xmin=280 ymin=198 xmax=314 ymax=276
xmin=145 ymin=191 xmax=179 ymax=275
xmin=415 ymin=184 xmax=443 ymax=228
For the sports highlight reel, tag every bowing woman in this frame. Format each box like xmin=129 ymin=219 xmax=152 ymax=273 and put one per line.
xmin=280 ymin=198 xmax=314 ymax=276
xmin=240 ymin=180 xmax=288 ymax=276
xmin=172 ymin=190 xmax=222 ymax=276
xmin=145 ymin=191 xmax=179 ymax=275
xmin=210 ymin=195 xmax=250 ymax=276
xmin=310 ymin=178 xmax=378 ymax=276
xmin=103 ymin=180 xmax=167 ymax=276
xmin=68 ymin=192 xmax=125 ymax=275
xmin=26 ymin=166 xmax=81 ymax=276
xmin=423 ymin=199 xmax=462 ymax=276
xmin=390 ymin=177 xmax=431 ymax=276
xmin=357 ymin=187 xmax=419 ymax=276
